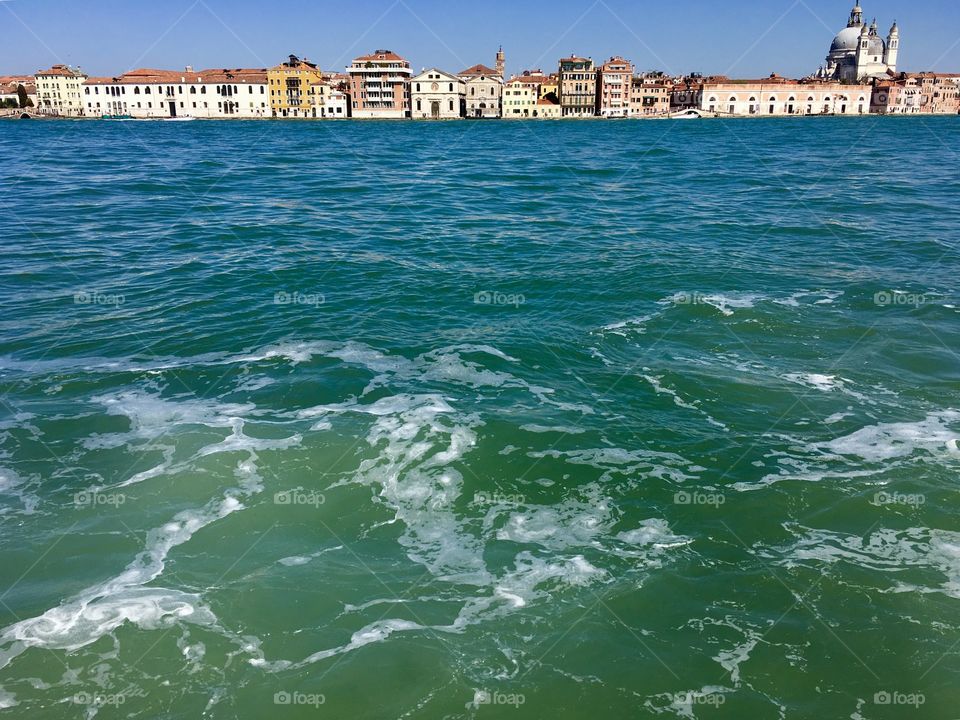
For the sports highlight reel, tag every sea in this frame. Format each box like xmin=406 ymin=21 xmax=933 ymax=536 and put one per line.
xmin=0 ymin=117 xmax=959 ymax=719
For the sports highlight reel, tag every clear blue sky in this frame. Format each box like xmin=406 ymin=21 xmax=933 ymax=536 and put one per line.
xmin=2 ymin=0 xmax=959 ymax=79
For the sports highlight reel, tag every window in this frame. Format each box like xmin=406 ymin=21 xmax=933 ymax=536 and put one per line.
xmin=190 ymin=87 xmax=196 ymax=94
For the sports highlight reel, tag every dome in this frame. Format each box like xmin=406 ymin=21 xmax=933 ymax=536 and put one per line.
xmin=831 ymin=26 xmax=861 ymax=52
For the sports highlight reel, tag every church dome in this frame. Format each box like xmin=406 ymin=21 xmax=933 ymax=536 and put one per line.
xmin=830 ymin=26 xmax=862 ymax=52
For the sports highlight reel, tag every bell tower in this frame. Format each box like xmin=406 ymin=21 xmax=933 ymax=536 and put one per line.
xmin=885 ymin=21 xmax=899 ymax=71
xmin=847 ymin=3 xmax=864 ymax=27
xmin=496 ymin=46 xmax=505 ymax=77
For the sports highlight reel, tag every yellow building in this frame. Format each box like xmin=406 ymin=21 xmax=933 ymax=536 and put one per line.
xmin=35 ymin=65 xmax=87 ymax=116
xmin=503 ymin=79 xmax=537 ymax=117
xmin=268 ymin=54 xmax=325 ymax=118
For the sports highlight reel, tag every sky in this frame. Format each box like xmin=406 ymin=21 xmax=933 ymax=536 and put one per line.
xmin=2 ymin=0 xmax=959 ymax=79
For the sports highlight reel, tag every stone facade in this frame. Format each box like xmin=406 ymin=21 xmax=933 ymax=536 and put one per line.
xmin=411 ymin=69 xmax=465 ymax=119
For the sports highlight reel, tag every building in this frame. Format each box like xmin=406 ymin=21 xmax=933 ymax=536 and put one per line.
xmin=819 ymin=3 xmax=898 ymax=82
xmin=558 ymin=56 xmax=596 ymax=117
xmin=348 ymin=50 xmax=412 ymax=119
xmin=315 ymin=85 xmax=349 ymax=118
xmin=502 ymin=78 xmax=538 ymax=117
xmin=81 ymin=68 xmax=269 ymax=119
xmin=0 ymin=76 xmax=37 ymax=109
xmin=536 ymin=97 xmax=562 ymax=118
xmin=268 ymin=55 xmax=325 ymax=118
xmin=597 ymin=57 xmax=633 ymax=117
xmin=35 ymin=64 xmax=87 ymax=116
xmin=700 ymin=76 xmax=872 ymax=116
xmin=410 ymin=69 xmax=465 ymax=119
xmin=460 ymin=64 xmax=503 ymax=118
xmin=871 ymin=73 xmax=960 ymax=114
xmin=629 ymin=77 xmax=671 ymax=117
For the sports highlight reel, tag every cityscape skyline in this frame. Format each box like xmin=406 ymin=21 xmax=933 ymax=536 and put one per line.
xmin=2 ymin=0 xmax=960 ymax=79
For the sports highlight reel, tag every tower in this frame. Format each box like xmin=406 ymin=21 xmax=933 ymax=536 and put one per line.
xmin=496 ymin=46 xmax=505 ymax=77
xmin=855 ymin=21 xmax=870 ymax=76
xmin=847 ymin=3 xmax=864 ymax=27
xmin=885 ymin=21 xmax=899 ymax=71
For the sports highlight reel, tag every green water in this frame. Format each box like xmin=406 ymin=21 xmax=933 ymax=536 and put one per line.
xmin=0 ymin=118 xmax=959 ymax=718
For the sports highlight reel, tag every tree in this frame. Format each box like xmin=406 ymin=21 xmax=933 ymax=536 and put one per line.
xmin=17 ymin=84 xmax=28 ymax=109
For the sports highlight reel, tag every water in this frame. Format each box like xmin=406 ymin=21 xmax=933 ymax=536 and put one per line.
xmin=0 ymin=117 xmax=959 ymax=719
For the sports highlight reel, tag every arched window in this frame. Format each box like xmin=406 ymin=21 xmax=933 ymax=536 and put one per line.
xmin=768 ymin=96 xmax=776 ymax=114
xmin=201 ymin=87 xmax=206 ymax=94
xmin=145 ymin=87 xmax=151 ymax=95
xmin=416 ymin=99 xmax=421 ymax=111
xmin=449 ymin=99 xmax=454 ymax=111
xmin=190 ymin=86 xmax=196 ymax=94
xmin=134 ymin=87 xmax=141 ymax=95
xmin=748 ymin=96 xmax=758 ymax=114
xmin=448 ymin=83 xmax=453 ymax=92
xmin=787 ymin=95 xmax=796 ymax=114
xmin=416 ymin=83 xmax=420 ymax=92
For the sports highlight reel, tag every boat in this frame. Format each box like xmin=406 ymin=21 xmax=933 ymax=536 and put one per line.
xmin=164 ymin=116 xmax=197 ymax=122
xmin=101 ymin=114 xmax=133 ymax=120
xmin=670 ymin=109 xmax=704 ymax=120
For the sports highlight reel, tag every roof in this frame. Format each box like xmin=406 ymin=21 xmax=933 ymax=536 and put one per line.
xmin=460 ymin=63 xmax=499 ymax=77
xmin=36 ymin=64 xmax=85 ymax=78
xmin=560 ymin=56 xmax=591 ymax=63
xmin=354 ymin=50 xmax=408 ymax=63
xmin=411 ymin=68 xmax=461 ymax=82
xmin=85 ymin=68 xmax=268 ymax=85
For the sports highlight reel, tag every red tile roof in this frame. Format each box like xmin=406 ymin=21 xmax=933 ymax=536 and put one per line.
xmin=36 ymin=64 xmax=85 ymax=78
xmin=354 ymin=50 xmax=408 ymax=63
xmin=460 ymin=64 xmax=499 ymax=77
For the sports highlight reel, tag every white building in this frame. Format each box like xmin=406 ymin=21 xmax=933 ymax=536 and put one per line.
xmin=82 ymin=68 xmax=269 ymax=119
xmin=313 ymin=85 xmax=349 ymax=118
xmin=819 ymin=3 xmax=898 ymax=82
xmin=460 ymin=63 xmax=503 ymax=118
xmin=701 ymin=79 xmax=872 ymax=116
xmin=410 ymin=69 xmax=464 ymax=119
xmin=35 ymin=65 xmax=87 ymax=116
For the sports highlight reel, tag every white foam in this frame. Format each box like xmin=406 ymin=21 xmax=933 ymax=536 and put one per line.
xmin=0 ymin=686 xmax=16 ymax=709
xmin=771 ymin=525 xmax=960 ymax=600
xmin=822 ymin=410 xmax=960 ymax=462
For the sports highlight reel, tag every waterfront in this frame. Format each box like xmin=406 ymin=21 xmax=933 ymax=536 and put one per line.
xmin=1 ymin=118 xmax=959 ymax=718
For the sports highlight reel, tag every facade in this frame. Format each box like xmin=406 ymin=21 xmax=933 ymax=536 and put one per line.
xmin=871 ymin=73 xmax=960 ymax=114
xmin=0 ymin=76 xmax=37 ymax=109
xmin=820 ymin=3 xmax=898 ymax=82
xmin=349 ymin=50 xmax=412 ymax=119
xmin=701 ymin=77 xmax=872 ymax=116
xmin=268 ymin=55 xmax=324 ymax=118
xmin=558 ymin=56 xmax=596 ymax=116
xmin=35 ymin=64 xmax=87 ymax=116
xmin=597 ymin=57 xmax=633 ymax=117
xmin=82 ymin=68 xmax=269 ymax=119
xmin=536 ymin=97 xmax=562 ymax=118
xmin=503 ymin=78 xmax=537 ymax=117
xmin=315 ymin=86 xmax=349 ymax=118
xmin=629 ymin=78 xmax=671 ymax=117
xmin=460 ymin=64 xmax=503 ymax=118
xmin=411 ymin=69 xmax=465 ymax=119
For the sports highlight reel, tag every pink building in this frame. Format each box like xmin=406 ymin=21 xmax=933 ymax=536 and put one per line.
xmin=348 ymin=50 xmax=412 ymax=119
xmin=871 ymin=73 xmax=960 ymax=114
xmin=597 ymin=57 xmax=634 ymax=117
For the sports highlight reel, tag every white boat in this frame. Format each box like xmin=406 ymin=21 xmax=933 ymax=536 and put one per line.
xmin=164 ymin=116 xmax=197 ymax=122
xmin=670 ymin=109 xmax=704 ymax=120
